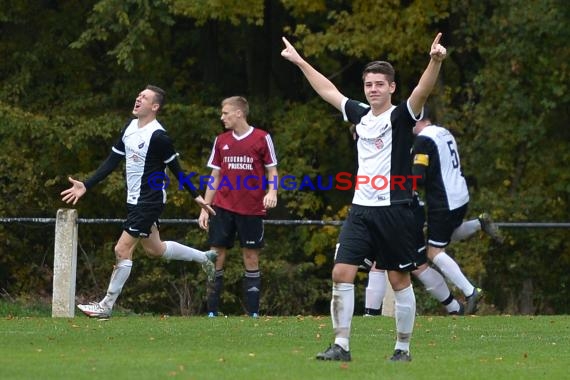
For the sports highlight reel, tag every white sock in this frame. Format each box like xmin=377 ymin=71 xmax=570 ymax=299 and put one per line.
xmin=432 ymin=252 xmax=475 ymax=297
xmin=450 ymin=219 xmax=480 ymax=242
xmin=415 ymin=266 xmax=451 ymax=302
xmin=365 ymin=271 xmax=386 ymax=310
xmin=416 ymin=267 xmax=461 ymax=312
xmin=331 ymin=282 xmax=354 ymax=351
xmin=100 ymin=259 xmax=132 ymax=310
xmin=446 ymin=299 xmax=462 ymax=313
xmin=162 ymin=241 xmax=206 ymax=262
xmin=394 ymin=284 xmax=415 ymax=353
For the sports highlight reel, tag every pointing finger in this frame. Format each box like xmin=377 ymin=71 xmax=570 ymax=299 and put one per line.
xmin=432 ymin=32 xmax=442 ymax=48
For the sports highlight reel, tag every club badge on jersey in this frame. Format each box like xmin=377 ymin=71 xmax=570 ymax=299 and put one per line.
xmin=375 ymin=138 xmax=384 ymax=150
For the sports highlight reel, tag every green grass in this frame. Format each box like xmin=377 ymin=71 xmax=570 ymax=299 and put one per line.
xmin=0 ymin=297 xmax=53 ymax=317
xmin=0 ymin=313 xmax=568 ymax=380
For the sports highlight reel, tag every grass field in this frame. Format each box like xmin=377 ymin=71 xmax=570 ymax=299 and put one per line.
xmin=1 ymin=310 xmax=568 ymax=380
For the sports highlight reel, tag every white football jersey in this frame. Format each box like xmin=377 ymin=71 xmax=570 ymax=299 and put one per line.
xmin=413 ymin=125 xmax=469 ymax=211
xmin=342 ymin=97 xmax=417 ymax=207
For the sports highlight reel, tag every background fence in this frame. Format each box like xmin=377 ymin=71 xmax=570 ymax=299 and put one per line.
xmin=3 ymin=216 xmax=570 ymax=228
xmin=1 ymin=212 xmax=569 ymax=318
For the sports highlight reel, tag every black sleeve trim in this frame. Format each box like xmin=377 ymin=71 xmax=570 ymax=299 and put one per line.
xmin=345 ymin=99 xmax=370 ymax=125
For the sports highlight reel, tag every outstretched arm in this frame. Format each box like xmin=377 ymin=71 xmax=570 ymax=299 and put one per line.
xmin=408 ymin=33 xmax=447 ymax=116
xmin=61 ymin=177 xmax=87 ymax=205
xmin=281 ymin=37 xmax=345 ymax=111
xmin=60 ymin=150 xmax=123 ymax=205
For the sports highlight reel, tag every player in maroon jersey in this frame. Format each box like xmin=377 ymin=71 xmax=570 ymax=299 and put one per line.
xmin=198 ymin=96 xmax=278 ymax=318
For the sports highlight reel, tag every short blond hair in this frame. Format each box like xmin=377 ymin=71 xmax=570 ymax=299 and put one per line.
xmin=221 ymin=96 xmax=249 ymax=117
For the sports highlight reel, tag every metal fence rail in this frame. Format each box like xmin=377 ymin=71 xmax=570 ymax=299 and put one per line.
xmin=1 ymin=217 xmax=570 ymax=228
xmin=2 ymin=212 xmax=569 ymax=319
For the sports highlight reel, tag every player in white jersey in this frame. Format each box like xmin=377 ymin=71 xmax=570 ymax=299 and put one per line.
xmin=347 ymin=126 xmax=465 ymax=316
xmin=282 ymin=33 xmax=447 ymax=362
xmin=61 ymin=85 xmax=217 ymax=319
xmin=412 ymin=110 xmax=502 ymax=314
xmin=364 ymin=110 xmax=503 ymax=316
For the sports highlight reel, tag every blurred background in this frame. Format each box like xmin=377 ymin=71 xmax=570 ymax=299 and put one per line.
xmin=0 ymin=0 xmax=568 ymax=316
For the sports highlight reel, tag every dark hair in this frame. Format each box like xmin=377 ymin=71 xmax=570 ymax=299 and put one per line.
xmin=361 ymin=61 xmax=395 ymax=83
xmin=145 ymin=85 xmax=166 ymax=110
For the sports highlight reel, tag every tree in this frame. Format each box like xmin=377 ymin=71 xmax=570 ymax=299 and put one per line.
xmin=444 ymin=0 xmax=570 ymax=313
xmin=1 ymin=0 xmax=569 ymax=314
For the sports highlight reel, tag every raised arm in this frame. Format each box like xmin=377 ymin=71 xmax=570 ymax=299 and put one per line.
xmin=281 ymin=37 xmax=345 ymax=111
xmin=408 ymin=33 xmax=447 ymax=116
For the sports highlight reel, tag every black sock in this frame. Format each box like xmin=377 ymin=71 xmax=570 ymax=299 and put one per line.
xmin=441 ymin=293 xmax=454 ymax=306
xmin=207 ymin=270 xmax=224 ymax=314
xmin=364 ymin=308 xmax=381 ymax=316
xmin=243 ymin=270 xmax=261 ymax=315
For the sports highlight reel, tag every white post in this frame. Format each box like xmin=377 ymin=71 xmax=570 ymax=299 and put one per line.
xmin=52 ymin=209 xmax=78 ymax=317
xmin=381 ymin=274 xmax=395 ymax=317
